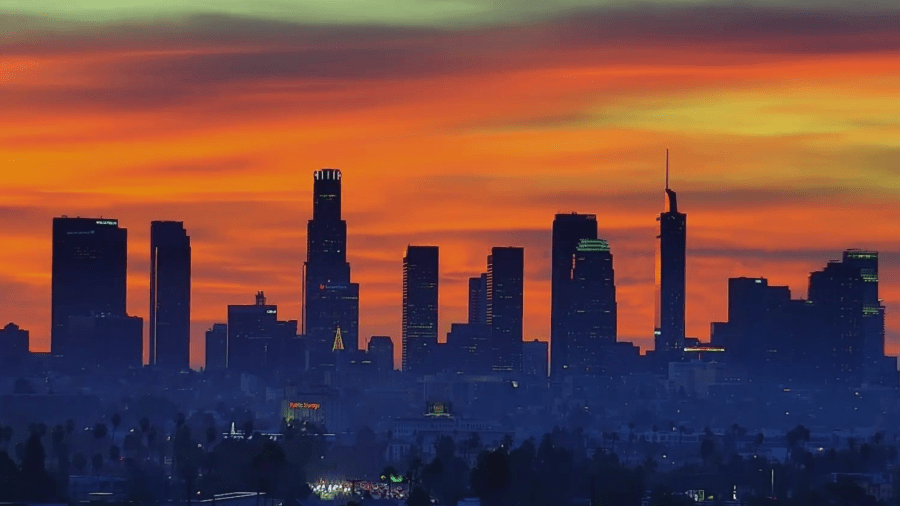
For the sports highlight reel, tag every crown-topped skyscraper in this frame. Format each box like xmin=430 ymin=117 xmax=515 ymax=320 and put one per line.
xmin=303 ymin=169 xmax=360 ymax=370
xmin=655 ymin=150 xmax=687 ymax=361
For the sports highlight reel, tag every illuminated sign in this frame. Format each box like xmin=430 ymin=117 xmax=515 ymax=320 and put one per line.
xmin=684 ymin=347 xmax=725 ymax=353
xmin=266 ymin=309 xmax=277 ymax=314
xmin=95 ymin=220 xmax=118 ymax=226
xmin=289 ymin=402 xmax=321 ymax=410
xmin=426 ymin=402 xmax=452 ymax=417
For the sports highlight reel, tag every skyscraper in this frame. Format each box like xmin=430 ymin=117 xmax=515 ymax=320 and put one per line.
xmin=205 ymin=323 xmax=227 ymax=372
xmin=468 ymin=274 xmax=488 ymax=325
xmin=523 ymin=339 xmax=549 ymax=378
xmin=150 ymin=221 xmax=191 ymax=370
xmin=566 ymin=238 xmax=617 ymax=375
xmin=551 ymin=213 xmax=598 ymax=378
xmin=228 ymin=292 xmax=298 ymax=374
xmin=841 ymin=250 xmax=886 ymax=384
xmin=51 ymin=217 xmax=127 ymax=360
xmin=402 ymin=246 xmax=439 ymax=374
xmin=487 ymin=247 xmax=524 ymax=373
xmin=655 ymin=152 xmax=687 ymax=360
xmin=303 ymin=169 xmax=360 ymax=370
xmin=367 ymin=335 xmax=395 ymax=373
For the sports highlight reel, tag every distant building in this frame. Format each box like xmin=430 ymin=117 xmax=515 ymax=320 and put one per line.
xmin=304 ymin=168 xmax=360 ymax=370
xmin=66 ymin=313 xmax=143 ymax=370
xmin=551 ymin=213 xmax=598 ymax=379
xmin=0 ymin=323 xmax=29 ymax=365
xmin=446 ymin=323 xmax=492 ymax=375
xmin=655 ymin=155 xmax=687 ymax=361
xmin=841 ymin=250 xmax=887 ymax=385
xmin=402 ymin=246 xmax=439 ymax=374
xmin=487 ymin=247 xmax=524 ymax=373
xmin=205 ymin=323 xmax=227 ymax=372
xmin=149 ymin=221 xmax=191 ymax=370
xmin=367 ymin=335 xmax=394 ymax=372
xmin=227 ymin=292 xmax=298 ymax=374
xmin=522 ymin=340 xmax=548 ymax=378
xmin=566 ymin=238 xmax=617 ymax=375
xmin=468 ymin=274 xmax=488 ymax=325
xmin=51 ymin=217 xmax=127 ymax=361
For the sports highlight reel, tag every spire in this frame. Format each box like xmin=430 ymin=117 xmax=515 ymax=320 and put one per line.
xmin=332 ymin=326 xmax=345 ymax=352
xmin=664 ymin=149 xmax=678 ymax=213
xmin=665 ymin=149 xmax=669 ymax=190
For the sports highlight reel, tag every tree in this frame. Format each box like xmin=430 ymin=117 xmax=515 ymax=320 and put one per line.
xmin=21 ymin=431 xmax=55 ymax=501
xmin=92 ymin=453 xmax=104 ymax=475
xmin=111 ymin=413 xmax=122 ymax=442
xmin=407 ymin=486 xmax=430 ymax=506
xmin=206 ymin=426 xmax=218 ymax=451
xmin=381 ymin=465 xmax=399 ymax=497
xmin=700 ymin=438 xmax=716 ymax=467
xmin=109 ymin=445 xmax=121 ymax=465
xmin=72 ymin=452 xmax=87 ymax=474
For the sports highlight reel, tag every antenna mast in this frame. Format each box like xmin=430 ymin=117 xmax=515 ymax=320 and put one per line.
xmin=665 ymin=149 xmax=669 ymax=190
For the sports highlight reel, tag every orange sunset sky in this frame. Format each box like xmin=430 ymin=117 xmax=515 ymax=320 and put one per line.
xmin=1 ymin=2 xmax=898 ymax=369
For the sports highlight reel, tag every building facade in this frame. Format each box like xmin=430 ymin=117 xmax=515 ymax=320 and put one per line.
xmin=149 ymin=221 xmax=191 ymax=370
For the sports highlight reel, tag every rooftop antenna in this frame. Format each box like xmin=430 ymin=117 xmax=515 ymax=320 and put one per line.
xmin=665 ymin=149 xmax=669 ymax=190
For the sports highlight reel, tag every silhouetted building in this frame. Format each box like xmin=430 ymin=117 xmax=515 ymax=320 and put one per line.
xmin=711 ymin=277 xmax=790 ymax=370
xmin=487 ymin=247 xmax=524 ymax=373
xmin=51 ymin=217 xmax=127 ymax=360
xmin=367 ymin=335 xmax=394 ymax=373
xmin=551 ymin=213 xmax=598 ymax=378
xmin=446 ymin=323 xmax=492 ymax=375
xmin=808 ymin=251 xmax=886 ymax=386
xmin=0 ymin=323 xmax=29 ymax=365
xmin=403 ymin=246 xmax=439 ymax=374
xmin=228 ymin=292 xmax=298 ymax=374
xmin=67 ymin=313 xmax=143 ymax=370
xmin=842 ymin=250 xmax=887 ymax=384
xmin=304 ymin=169 xmax=359 ymax=370
xmin=149 ymin=221 xmax=191 ymax=370
xmin=468 ymin=274 xmax=488 ymax=325
xmin=655 ymin=158 xmax=686 ymax=361
xmin=566 ymin=238 xmax=617 ymax=375
xmin=205 ymin=323 xmax=227 ymax=372
xmin=523 ymin=339 xmax=548 ymax=378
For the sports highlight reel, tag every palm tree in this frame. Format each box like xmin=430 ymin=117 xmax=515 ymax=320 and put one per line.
xmin=111 ymin=413 xmax=122 ymax=443
xmin=205 ymin=426 xmax=217 ymax=451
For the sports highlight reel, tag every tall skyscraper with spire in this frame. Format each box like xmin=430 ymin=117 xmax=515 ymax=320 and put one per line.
xmin=551 ymin=213 xmax=598 ymax=378
xmin=150 ymin=221 xmax=191 ymax=370
xmin=655 ymin=151 xmax=687 ymax=359
xmin=303 ymin=169 xmax=359 ymax=370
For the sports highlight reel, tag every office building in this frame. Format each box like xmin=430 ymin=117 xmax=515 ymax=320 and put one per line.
xmin=67 ymin=313 xmax=143 ymax=370
xmin=0 ymin=323 xmax=29 ymax=365
xmin=566 ymin=238 xmax=617 ymax=375
xmin=51 ymin=217 xmax=127 ymax=359
xmin=655 ymin=153 xmax=687 ymax=359
xmin=487 ymin=247 xmax=524 ymax=373
xmin=551 ymin=213 xmax=598 ymax=378
xmin=205 ymin=323 xmax=227 ymax=372
xmin=446 ymin=323 xmax=492 ymax=375
xmin=303 ymin=169 xmax=360 ymax=370
xmin=228 ymin=292 xmax=298 ymax=374
xmin=367 ymin=335 xmax=394 ymax=373
xmin=841 ymin=250 xmax=887 ymax=384
xmin=468 ymin=274 xmax=488 ymax=324
xmin=149 ymin=221 xmax=191 ymax=370
xmin=523 ymin=339 xmax=549 ymax=378
xmin=402 ymin=246 xmax=439 ymax=374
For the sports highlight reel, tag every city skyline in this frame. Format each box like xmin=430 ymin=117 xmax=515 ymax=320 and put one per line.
xmin=3 ymin=2 xmax=900 ymax=369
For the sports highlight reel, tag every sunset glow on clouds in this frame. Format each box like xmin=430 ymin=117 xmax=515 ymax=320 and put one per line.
xmin=1 ymin=2 xmax=898 ymax=367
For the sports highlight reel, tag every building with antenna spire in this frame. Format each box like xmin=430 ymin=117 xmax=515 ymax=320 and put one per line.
xmin=655 ymin=150 xmax=687 ymax=363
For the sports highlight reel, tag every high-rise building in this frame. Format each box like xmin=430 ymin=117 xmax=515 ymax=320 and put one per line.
xmin=487 ymin=247 xmax=524 ymax=373
xmin=566 ymin=239 xmax=617 ymax=375
xmin=367 ymin=335 xmax=394 ymax=373
xmin=808 ymin=251 xmax=885 ymax=386
xmin=150 ymin=221 xmax=191 ymax=370
xmin=66 ymin=313 xmax=143 ymax=370
xmin=468 ymin=274 xmax=488 ymax=325
xmin=841 ymin=250 xmax=886 ymax=384
xmin=523 ymin=339 xmax=549 ymax=378
xmin=446 ymin=323 xmax=492 ymax=375
xmin=228 ymin=292 xmax=298 ymax=374
xmin=51 ymin=217 xmax=128 ymax=360
xmin=551 ymin=213 xmax=598 ymax=378
xmin=655 ymin=153 xmax=687 ymax=360
xmin=402 ymin=246 xmax=439 ymax=374
xmin=205 ymin=323 xmax=227 ymax=372
xmin=303 ymin=169 xmax=360 ymax=370
xmin=0 ymin=323 xmax=29 ymax=366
